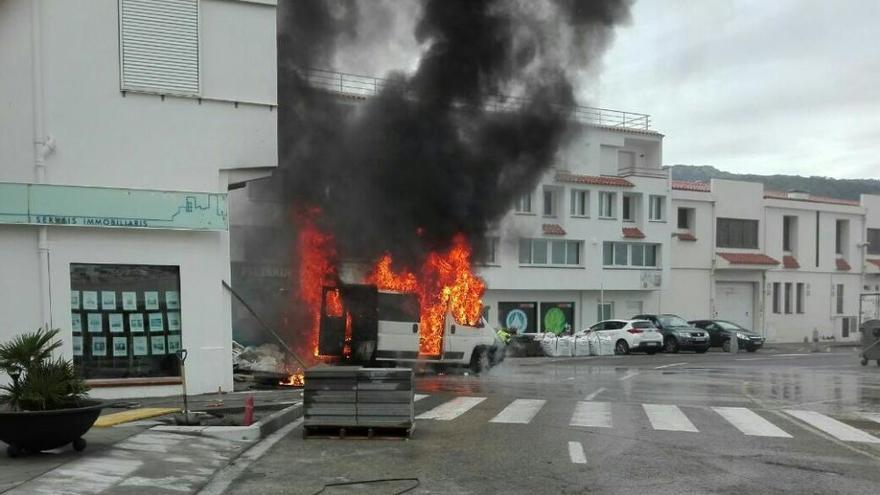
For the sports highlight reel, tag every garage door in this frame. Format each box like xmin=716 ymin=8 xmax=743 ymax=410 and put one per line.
xmin=714 ymin=282 xmax=755 ymax=330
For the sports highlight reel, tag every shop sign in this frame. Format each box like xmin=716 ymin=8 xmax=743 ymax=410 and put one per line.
xmin=0 ymin=182 xmax=227 ymax=231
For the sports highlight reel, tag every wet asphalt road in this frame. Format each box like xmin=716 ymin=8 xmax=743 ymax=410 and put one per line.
xmin=224 ymin=347 xmax=880 ymax=494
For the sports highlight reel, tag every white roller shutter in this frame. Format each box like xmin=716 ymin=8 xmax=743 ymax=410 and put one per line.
xmin=119 ymin=0 xmax=200 ymax=95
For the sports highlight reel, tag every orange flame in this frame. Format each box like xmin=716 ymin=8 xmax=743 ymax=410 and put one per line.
xmin=279 ymin=368 xmax=305 ymax=387
xmin=294 ymin=209 xmax=337 ymax=357
xmin=365 ymin=234 xmax=485 ymax=356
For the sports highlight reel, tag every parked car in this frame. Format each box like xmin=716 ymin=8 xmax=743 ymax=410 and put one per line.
xmin=631 ymin=314 xmax=711 ymax=353
xmin=689 ymin=319 xmax=765 ymax=352
xmin=580 ymin=319 xmax=664 ymax=355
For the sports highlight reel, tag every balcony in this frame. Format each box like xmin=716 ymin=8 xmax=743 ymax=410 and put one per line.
xmin=617 ymin=166 xmax=669 ymax=179
xmin=303 ymin=68 xmax=653 ymax=131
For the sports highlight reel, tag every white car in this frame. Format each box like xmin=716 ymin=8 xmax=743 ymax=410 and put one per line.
xmin=581 ymin=319 xmax=664 ymax=355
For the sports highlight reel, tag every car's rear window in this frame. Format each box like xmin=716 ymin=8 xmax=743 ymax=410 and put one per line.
xmin=632 ymin=321 xmax=655 ymax=329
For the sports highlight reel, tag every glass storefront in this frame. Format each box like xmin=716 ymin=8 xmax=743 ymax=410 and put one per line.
xmin=70 ymin=263 xmax=182 ymax=379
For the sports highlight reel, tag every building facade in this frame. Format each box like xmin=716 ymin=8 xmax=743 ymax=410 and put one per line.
xmin=0 ymin=0 xmax=277 ymax=398
xmin=668 ymin=180 xmax=880 ymax=343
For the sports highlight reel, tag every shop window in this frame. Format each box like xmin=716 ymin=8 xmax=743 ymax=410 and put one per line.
xmin=498 ymin=302 xmax=537 ymax=334
xmin=70 ymin=264 xmax=182 ymax=380
xmin=540 ymin=302 xmax=575 ymax=334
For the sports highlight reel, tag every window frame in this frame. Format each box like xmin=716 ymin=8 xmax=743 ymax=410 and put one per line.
xmin=677 ymin=207 xmax=691 ymax=230
xmin=602 ymin=242 xmax=660 ymax=268
xmin=648 ymin=195 xmax=665 ymax=222
xmin=716 ymin=218 xmax=759 ymax=249
xmin=519 ymin=238 xmax=582 ymax=267
xmin=784 ymin=282 xmax=792 ymax=314
xmin=836 ymin=284 xmax=844 ymax=314
xmin=543 ymin=189 xmax=556 ymax=217
xmin=772 ymin=282 xmax=781 ymax=314
xmin=796 ymin=282 xmax=805 ymax=314
xmin=514 ymin=192 xmax=533 ymax=214
xmin=622 ymin=194 xmax=634 ymax=222
xmin=598 ymin=192 xmax=616 ymax=219
xmin=570 ymin=189 xmax=590 ymax=217
xmin=868 ymin=228 xmax=880 ymax=255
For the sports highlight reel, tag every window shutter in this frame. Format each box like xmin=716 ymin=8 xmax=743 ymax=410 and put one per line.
xmin=119 ymin=0 xmax=200 ymax=96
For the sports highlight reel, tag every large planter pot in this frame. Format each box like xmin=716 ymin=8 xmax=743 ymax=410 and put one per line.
xmin=0 ymin=399 xmax=105 ymax=457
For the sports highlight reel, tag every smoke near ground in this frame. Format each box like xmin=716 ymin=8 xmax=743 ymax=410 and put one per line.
xmin=277 ymin=0 xmax=633 ymax=269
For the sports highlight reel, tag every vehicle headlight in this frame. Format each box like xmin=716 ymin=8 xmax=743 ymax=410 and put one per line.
xmin=736 ymin=332 xmax=747 ymax=339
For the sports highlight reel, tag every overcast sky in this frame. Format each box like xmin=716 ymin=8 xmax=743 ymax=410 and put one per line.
xmin=590 ymin=0 xmax=880 ymax=179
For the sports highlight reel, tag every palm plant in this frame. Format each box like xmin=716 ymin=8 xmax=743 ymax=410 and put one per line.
xmin=0 ymin=328 xmax=89 ymax=411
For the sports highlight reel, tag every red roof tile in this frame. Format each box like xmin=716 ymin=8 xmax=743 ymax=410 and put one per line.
xmin=869 ymin=259 xmax=880 ymax=269
xmin=622 ymin=227 xmax=645 ymax=239
xmin=783 ymin=255 xmax=800 ymax=269
xmin=764 ymin=190 xmax=861 ymax=207
xmin=674 ymin=232 xmax=697 ymax=241
xmin=555 ymin=172 xmax=634 ymax=188
xmin=836 ymin=258 xmax=852 ymax=271
xmin=717 ymin=252 xmax=780 ymax=265
xmin=671 ymin=180 xmax=711 ymax=192
xmin=542 ymin=224 xmax=566 ymax=236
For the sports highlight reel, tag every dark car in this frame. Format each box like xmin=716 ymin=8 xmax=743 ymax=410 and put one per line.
xmin=689 ymin=319 xmax=764 ymax=352
xmin=632 ymin=314 xmax=711 ymax=353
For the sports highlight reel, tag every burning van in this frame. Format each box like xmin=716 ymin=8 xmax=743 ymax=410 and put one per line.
xmin=318 ymin=284 xmax=503 ymax=373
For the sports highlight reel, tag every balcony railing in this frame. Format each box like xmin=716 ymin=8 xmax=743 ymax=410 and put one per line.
xmin=617 ymin=166 xmax=669 ymax=179
xmin=303 ymin=68 xmax=653 ymax=131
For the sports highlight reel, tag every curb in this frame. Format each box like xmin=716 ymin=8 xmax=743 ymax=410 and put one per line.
xmin=152 ymin=402 xmax=303 ymax=442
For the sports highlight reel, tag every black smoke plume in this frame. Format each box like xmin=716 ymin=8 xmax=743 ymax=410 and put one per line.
xmin=277 ymin=0 xmax=633 ymax=269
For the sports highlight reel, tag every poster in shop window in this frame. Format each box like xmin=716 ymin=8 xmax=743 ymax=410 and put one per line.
xmin=112 ymin=337 xmax=128 ymax=357
xmin=165 ymin=291 xmax=180 ymax=310
xmin=87 ymin=313 xmax=103 ymax=333
xmin=148 ymin=313 xmax=164 ymax=332
xmin=129 ymin=313 xmax=144 ymax=332
xmin=72 ymin=336 xmax=83 ymax=356
xmin=167 ymin=334 xmax=181 ymax=354
xmin=540 ymin=302 xmax=575 ymax=335
xmin=82 ymin=291 xmax=98 ymax=310
xmin=101 ymin=291 xmax=117 ymax=310
xmin=72 ymin=312 xmax=82 ymax=332
xmin=122 ymin=291 xmax=137 ymax=311
xmin=167 ymin=312 xmax=181 ymax=332
xmin=144 ymin=291 xmax=160 ymax=310
xmin=151 ymin=336 xmax=166 ymax=355
xmin=92 ymin=336 xmax=107 ymax=357
xmin=497 ymin=302 xmax=537 ymax=334
xmin=109 ymin=313 xmax=124 ymax=333
xmin=132 ymin=336 xmax=148 ymax=356
xmin=71 ymin=290 xmax=80 ymax=309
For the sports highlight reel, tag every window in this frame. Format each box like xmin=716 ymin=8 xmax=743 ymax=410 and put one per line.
xmin=677 ymin=208 xmax=691 ymax=230
xmin=716 ymin=218 xmax=759 ymax=249
xmin=783 ymin=216 xmax=797 ymax=252
xmin=622 ymin=195 xmax=634 ymax=222
xmin=796 ymin=282 xmax=805 ymax=314
xmin=835 ymin=220 xmax=848 ymax=255
xmin=543 ymin=189 xmax=556 ymax=217
xmin=570 ymin=190 xmax=589 ymax=217
xmin=836 ymin=284 xmax=844 ymax=314
xmin=520 ymin=239 xmax=581 ymax=265
xmin=772 ymin=282 xmax=781 ymax=314
xmin=484 ymin=237 xmax=499 ymax=265
xmin=603 ymin=242 xmax=660 ymax=267
xmin=649 ymin=195 xmax=665 ymax=221
xmin=597 ymin=302 xmax=614 ymax=321
xmin=70 ymin=263 xmax=182 ymax=380
xmin=599 ymin=192 xmax=616 ymax=218
xmin=869 ymin=228 xmax=880 ymax=255
xmin=119 ymin=0 xmax=200 ymax=95
xmin=514 ymin=192 xmax=533 ymax=213
xmin=784 ymin=282 xmax=792 ymax=314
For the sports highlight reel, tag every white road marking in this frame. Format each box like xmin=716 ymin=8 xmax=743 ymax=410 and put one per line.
xmin=568 ymin=441 xmax=587 ymax=464
xmin=713 ymin=407 xmax=792 ymax=438
xmin=414 ymin=394 xmax=429 ymax=401
xmin=619 ymin=371 xmax=639 ymax=381
xmin=198 ymin=418 xmax=304 ymax=495
xmin=584 ymin=387 xmax=606 ymax=401
xmin=655 ymin=362 xmax=687 ymax=369
xmin=490 ymin=399 xmax=546 ymax=424
xmin=861 ymin=412 xmax=880 ymax=425
xmin=416 ymin=397 xmax=486 ymax=420
xmin=643 ymin=404 xmax=699 ymax=432
xmin=784 ymin=410 xmax=880 ymax=444
xmin=570 ymin=401 xmax=612 ymax=428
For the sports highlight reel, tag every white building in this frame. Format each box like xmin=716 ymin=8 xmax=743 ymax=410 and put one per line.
xmin=0 ymin=0 xmax=277 ymax=398
xmin=479 ymin=119 xmax=670 ymax=334
xmin=668 ymin=179 xmax=880 ymax=343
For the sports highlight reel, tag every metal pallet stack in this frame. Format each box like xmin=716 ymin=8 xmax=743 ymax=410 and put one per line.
xmin=303 ymin=366 xmax=414 ymax=438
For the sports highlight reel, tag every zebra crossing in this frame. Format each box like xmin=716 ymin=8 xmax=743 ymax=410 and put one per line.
xmin=414 ymin=395 xmax=880 ymax=444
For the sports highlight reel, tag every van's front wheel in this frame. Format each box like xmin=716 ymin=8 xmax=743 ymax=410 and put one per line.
xmin=469 ymin=348 xmax=490 ymax=375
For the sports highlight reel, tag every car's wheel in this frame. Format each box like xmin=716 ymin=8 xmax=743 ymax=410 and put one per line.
xmin=72 ymin=438 xmax=87 ymax=452
xmin=861 ymin=357 xmax=868 ymax=366
xmin=664 ymin=338 xmax=679 ymax=353
xmin=469 ymin=348 xmax=490 ymax=374
xmin=614 ymin=340 xmax=630 ymax=355
xmin=722 ymin=340 xmax=731 ymax=353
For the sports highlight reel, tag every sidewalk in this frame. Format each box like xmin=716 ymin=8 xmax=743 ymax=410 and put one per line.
xmin=0 ymin=388 xmax=303 ymax=494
